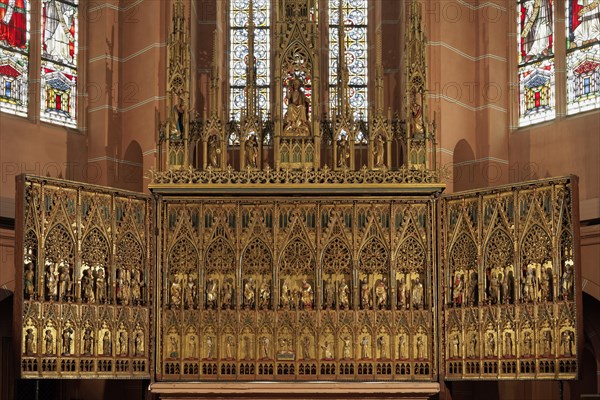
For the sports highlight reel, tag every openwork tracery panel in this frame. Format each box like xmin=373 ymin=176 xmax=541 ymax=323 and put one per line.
xmin=441 ymin=177 xmax=581 ymax=380
xmin=16 ymin=176 xmax=153 ymax=379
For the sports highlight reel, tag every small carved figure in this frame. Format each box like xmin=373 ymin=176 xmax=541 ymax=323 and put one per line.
xmin=24 ymin=263 xmax=35 ymax=299
xmin=95 ymin=268 xmax=106 ymax=303
xmin=206 ymin=336 xmax=214 ymax=359
xmin=412 ymin=277 xmax=424 ymax=308
xmin=83 ymin=327 xmax=93 ymax=356
xmin=81 ymin=269 xmax=95 ymax=303
xmin=62 ymin=326 xmax=73 ymax=355
xmin=185 ymin=274 xmax=196 ymax=308
xmin=501 ymin=270 xmax=511 ymax=304
xmin=208 ymin=135 xmax=220 ymax=168
xmin=134 ymin=332 xmax=143 ymax=356
xmin=169 ymin=336 xmax=178 ymax=358
xmin=324 ymin=277 xmax=335 ymax=309
xmin=244 ymin=278 xmax=255 ymax=309
xmin=416 ymin=336 xmax=426 ymax=359
xmin=45 ymin=329 xmax=54 ymax=355
xmin=58 ymin=266 xmax=71 ymax=301
xmin=188 ymin=335 xmax=196 ymax=358
xmin=397 ymin=278 xmax=407 ymax=308
xmin=321 ymin=340 xmax=333 ymax=359
xmin=131 ymin=269 xmax=143 ymax=304
xmin=117 ymin=268 xmax=131 ymax=305
xmin=504 ymin=332 xmax=513 ymax=357
xmin=118 ymin=331 xmax=128 ymax=356
xmin=25 ymin=328 xmax=35 ymax=355
xmin=170 ymin=274 xmax=182 ymax=307
xmin=103 ymin=331 xmax=112 ymax=356
xmin=374 ymin=134 xmax=385 ymax=167
xmin=336 ymin=136 xmax=350 ymax=168
xmin=225 ymin=336 xmax=234 ymax=359
xmin=522 ymin=266 xmax=536 ymax=302
xmin=283 ymin=78 xmax=310 ymax=135
xmin=523 ymin=331 xmax=533 ymax=356
xmin=453 ymin=273 xmax=464 ymax=306
xmin=343 ymin=336 xmax=352 ymax=359
xmin=171 ymin=94 xmax=185 ymax=136
xmin=301 ymin=280 xmax=313 ymax=309
xmin=281 ymin=277 xmax=292 ymax=309
xmin=543 ymin=330 xmax=553 ymax=355
xmin=377 ymin=336 xmax=387 ymax=359
xmin=451 ymin=334 xmax=460 ymax=358
xmin=410 ymin=99 xmax=424 ymax=135
xmin=206 ymin=278 xmax=218 ymax=309
xmin=486 ymin=333 xmax=496 ymax=357
xmin=338 ymin=278 xmax=350 ymax=309
xmin=489 ymin=272 xmax=501 ymax=304
xmin=469 ymin=333 xmax=478 ymax=357
xmin=245 ymin=134 xmax=258 ymax=168
xmin=468 ymin=271 xmax=478 ymax=305
xmin=375 ymin=278 xmax=388 ymax=309
xmin=46 ymin=264 xmax=58 ymax=300
xmin=561 ymin=330 xmax=574 ymax=356
xmin=302 ymin=336 xmax=311 ymax=359
xmin=260 ymin=336 xmax=270 ymax=359
xmin=259 ymin=278 xmax=271 ymax=309
xmin=361 ymin=336 xmax=369 ymax=359
xmin=398 ymin=335 xmax=406 ymax=359
xmin=561 ymin=263 xmax=574 ymax=299
xmin=361 ymin=278 xmax=371 ymax=309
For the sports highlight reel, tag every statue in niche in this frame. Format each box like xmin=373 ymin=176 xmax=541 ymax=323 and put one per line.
xmin=324 ymin=277 xmax=334 ymax=309
xmin=206 ymin=278 xmax=218 ymax=309
xmin=103 ymin=331 xmax=112 ymax=356
xmin=225 ymin=336 xmax=234 ymax=359
xmin=83 ymin=327 xmax=93 ymax=356
xmin=397 ymin=278 xmax=407 ymax=308
xmin=259 ymin=278 xmax=271 ymax=309
xmin=25 ymin=328 xmax=35 ymax=355
xmin=134 ymin=332 xmax=143 ymax=356
xmin=118 ymin=331 xmax=128 ymax=356
xmin=206 ymin=336 xmax=214 ymax=359
xmin=170 ymin=274 xmax=182 ymax=307
xmin=336 ymin=136 xmax=350 ymax=168
xmin=522 ymin=265 xmax=536 ymax=302
xmin=468 ymin=271 xmax=478 ymax=305
xmin=278 ymin=338 xmax=294 ymax=359
xmin=361 ymin=336 xmax=369 ymax=359
xmin=398 ymin=335 xmax=406 ymax=358
xmin=412 ymin=277 xmax=424 ymax=308
xmin=116 ymin=268 xmax=131 ymax=305
xmin=24 ymin=263 xmax=35 ymax=299
xmin=46 ymin=264 xmax=58 ymax=300
xmin=171 ymin=93 xmax=185 ymax=137
xmin=377 ymin=336 xmax=388 ymax=359
xmin=283 ymin=78 xmax=310 ymax=136
xmin=208 ymin=135 xmax=220 ymax=168
xmin=169 ymin=335 xmax=178 ymax=358
xmin=95 ymin=268 xmax=107 ymax=303
xmin=342 ymin=336 xmax=352 ymax=359
xmin=243 ymin=278 xmax=255 ymax=309
xmin=58 ymin=265 xmax=71 ymax=301
xmin=260 ymin=336 xmax=270 ymax=359
xmin=522 ymin=331 xmax=533 ymax=356
xmin=301 ymin=337 xmax=311 ymax=359
xmin=543 ymin=330 xmax=553 ymax=355
xmin=221 ymin=279 xmax=233 ymax=309
xmin=81 ymin=269 xmax=95 ymax=303
xmin=468 ymin=333 xmax=477 ymax=357
xmin=489 ymin=272 xmax=500 ymax=304
xmin=450 ymin=334 xmax=460 ymax=358
xmin=185 ymin=273 xmax=196 ymax=308
xmin=375 ymin=278 xmax=388 ymax=309
xmin=540 ymin=267 xmax=552 ymax=301
xmin=321 ymin=340 xmax=333 ymax=359
xmin=360 ymin=278 xmax=371 ymax=309
xmin=62 ymin=326 xmax=73 ymax=355
xmin=561 ymin=330 xmax=574 ymax=356
xmin=410 ymin=96 xmax=424 ymax=136
xmin=338 ymin=278 xmax=350 ymax=309
xmin=486 ymin=333 xmax=496 ymax=357
xmin=416 ymin=336 xmax=426 ymax=359
xmin=561 ymin=262 xmax=574 ymax=299
xmin=452 ymin=273 xmax=464 ymax=306
xmin=45 ymin=329 xmax=54 ymax=355
xmin=245 ymin=135 xmax=258 ymax=168
xmin=132 ymin=269 xmax=143 ymax=305
xmin=281 ymin=277 xmax=292 ymax=309
xmin=504 ymin=332 xmax=513 ymax=357
xmin=188 ymin=335 xmax=197 ymax=358
xmin=374 ymin=134 xmax=385 ymax=167
xmin=301 ymin=280 xmax=313 ymax=309
xmin=501 ymin=270 xmax=512 ymax=304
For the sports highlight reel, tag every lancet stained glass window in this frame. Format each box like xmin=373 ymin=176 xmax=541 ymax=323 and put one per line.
xmin=0 ymin=0 xmax=29 ymax=116
xmin=566 ymin=0 xmax=600 ymax=115
xmin=229 ymin=0 xmax=270 ymax=122
xmin=329 ymin=0 xmax=368 ymax=120
xmin=40 ymin=0 xmax=78 ymax=127
xmin=517 ymin=0 xmax=555 ymax=127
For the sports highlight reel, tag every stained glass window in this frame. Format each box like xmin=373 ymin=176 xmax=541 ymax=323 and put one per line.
xmin=329 ymin=0 xmax=368 ymax=120
xmin=40 ymin=0 xmax=78 ymax=127
xmin=229 ymin=0 xmax=270 ymax=122
xmin=566 ymin=0 xmax=600 ymax=115
xmin=517 ymin=0 xmax=555 ymax=127
xmin=0 ymin=0 xmax=29 ymax=116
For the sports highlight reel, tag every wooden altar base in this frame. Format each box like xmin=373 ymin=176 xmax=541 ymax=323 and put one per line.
xmin=148 ymin=382 xmax=441 ymax=399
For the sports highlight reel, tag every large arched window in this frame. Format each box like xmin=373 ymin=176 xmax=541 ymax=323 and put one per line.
xmin=328 ymin=0 xmax=368 ymax=120
xmin=566 ymin=0 xmax=600 ymax=115
xmin=0 ymin=0 xmax=30 ymax=116
xmin=229 ymin=0 xmax=270 ymax=121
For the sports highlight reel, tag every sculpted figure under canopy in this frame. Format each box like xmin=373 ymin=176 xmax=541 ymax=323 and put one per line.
xmin=283 ymin=78 xmax=310 ymax=136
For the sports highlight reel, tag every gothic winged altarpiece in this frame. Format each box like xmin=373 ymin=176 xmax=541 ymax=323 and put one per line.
xmin=14 ymin=0 xmax=581 ymax=394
